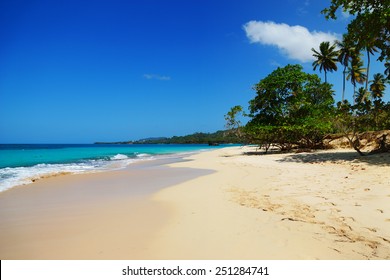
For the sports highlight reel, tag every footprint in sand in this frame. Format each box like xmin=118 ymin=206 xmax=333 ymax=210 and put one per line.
xmin=365 ymin=227 xmax=377 ymax=233
xmin=317 ymin=196 xmax=329 ymax=201
xmin=344 ymin=216 xmax=355 ymax=222
xmin=326 ymin=202 xmax=337 ymax=206
xmin=377 ymin=209 xmax=384 ymax=214
xmin=332 ymin=248 xmax=341 ymax=253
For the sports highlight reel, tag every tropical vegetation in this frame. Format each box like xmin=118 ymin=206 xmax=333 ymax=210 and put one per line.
xmin=311 ymin=41 xmax=338 ymax=84
xmin=226 ymin=0 xmax=390 ymax=155
xmin=96 ymin=130 xmax=242 ymax=145
xmin=246 ymin=64 xmax=334 ymax=151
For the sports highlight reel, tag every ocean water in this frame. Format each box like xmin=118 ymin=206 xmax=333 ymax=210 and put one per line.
xmin=0 ymin=144 xmax=222 ymax=192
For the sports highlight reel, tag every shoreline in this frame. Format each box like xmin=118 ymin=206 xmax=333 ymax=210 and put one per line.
xmin=0 ymin=157 xmax=212 ymax=259
xmin=0 ymin=146 xmax=389 ymax=259
xmin=0 ymin=144 xmax=219 ymax=193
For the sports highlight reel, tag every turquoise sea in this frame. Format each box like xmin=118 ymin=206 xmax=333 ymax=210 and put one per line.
xmin=0 ymin=144 xmax=223 ymax=192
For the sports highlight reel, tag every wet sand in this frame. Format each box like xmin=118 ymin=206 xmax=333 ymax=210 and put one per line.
xmin=0 ymin=158 xmax=212 ymax=259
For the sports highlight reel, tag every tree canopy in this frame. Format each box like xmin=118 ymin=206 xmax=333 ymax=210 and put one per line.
xmin=311 ymin=41 xmax=339 ymax=83
xmin=246 ymin=64 xmax=335 ymax=151
xmin=322 ymin=0 xmax=390 ymax=73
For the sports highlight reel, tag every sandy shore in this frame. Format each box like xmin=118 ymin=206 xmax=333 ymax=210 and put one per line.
xmin=1 ymin=147 xmax=389 ymax=259
xmin=0 ymin=158 xmax=211 ymax=259
xmin=151 ymin=146 xmax=390 ymax=259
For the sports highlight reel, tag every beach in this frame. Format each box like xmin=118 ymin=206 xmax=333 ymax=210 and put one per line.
xmin=1 ymin=146 xmax=389 ymax=259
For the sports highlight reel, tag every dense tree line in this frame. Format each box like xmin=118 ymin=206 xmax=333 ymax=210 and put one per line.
xmin=132 ymin=131 xmax=241 ymax=144
xmin=95 ymin=131 xmax=242 ymax=145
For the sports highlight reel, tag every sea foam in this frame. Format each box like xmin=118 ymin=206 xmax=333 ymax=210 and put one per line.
xmin=0 ymin=161 xmax=105 ymax=192
xmin=0 ymin=153 xmax=161 ymax=192
xmin=111 ymin=154 xmax=129 ymax=160
xmin=0 ymin=143 xmax=219 ymax=192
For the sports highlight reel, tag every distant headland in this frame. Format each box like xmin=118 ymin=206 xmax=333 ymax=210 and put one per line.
xmin=94 ymin=130 xmax=242 ymax=145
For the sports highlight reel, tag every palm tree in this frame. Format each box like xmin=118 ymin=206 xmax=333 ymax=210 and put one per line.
xmin=370 ymin=73 xmax=387 ymax=130
xmin=311 ymin=41 xmax=339 ymax=83
xmin=370 ymin=73 xmax=387 ymax=99
xmin=355 ymin=87 xmax=368 ymax=105
xmin=336 ymin=36 xmax=355 ymax=101
xmin=364 ymin=44 xmax=378 ymax=93
xmin=346 ymin=55 xmax=367 ymax=104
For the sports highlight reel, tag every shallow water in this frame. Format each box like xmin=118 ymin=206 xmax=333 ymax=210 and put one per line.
xmin=0 ymin=144 xmax=222 ymax=192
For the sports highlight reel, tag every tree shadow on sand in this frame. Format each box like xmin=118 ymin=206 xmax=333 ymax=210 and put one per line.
xmin=276 ymin=150 xmax=390 ymax=167
xmin=221 ymin=149 xmax=289 ymax=158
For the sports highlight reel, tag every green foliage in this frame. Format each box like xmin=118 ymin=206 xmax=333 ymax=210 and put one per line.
xmin=132 ymin=130 xmax=242 ymax=144
xmin=336 ymin=35 xmax=356 ymax=101
xmin=225 ymin=2 xmax=390 ymax=155
xmin=322 ymin=0 xmax=390 ymax=75
xmin=224 ymin=105 xmax=245 ymax=140
xmin=346 ymin=54 xmax=367 ymax=101
xmin=333 ymin=83 xmax=390 ymax=155
xmin=322 ymin=0 xmax=389 ymax=103
xmin=312 ymin=41 xmax=339 ymax=83
xmin=348 ymin=72 xmax=390 ymax=131
xmin=370 ymin=73 xmax=387 ymax=99
xmin=246 ymin=64 xmax=335 ymax=151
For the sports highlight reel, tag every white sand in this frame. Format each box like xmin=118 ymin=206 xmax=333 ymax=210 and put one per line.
xmin=151 ymin=146 xmax=390 ymax=259
xmin=1 ymin=146 xmax=389 ymax=259
xmin=0 ymin=160 xmax=207 ymax=259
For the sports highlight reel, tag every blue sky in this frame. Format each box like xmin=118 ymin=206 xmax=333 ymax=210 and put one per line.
xmin=0 ymin=0 xmax=387 ymax=143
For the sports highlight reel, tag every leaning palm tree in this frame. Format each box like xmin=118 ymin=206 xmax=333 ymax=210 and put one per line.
xmin=311 ymin=41 xmax=339 ymax=83
xmin=336 ymin=36 xmax=355 ymax=101
xmin=346 ymin=55 xmax=367 ymax=104
xmin=370 ymin=73 xmax=387 ymax=99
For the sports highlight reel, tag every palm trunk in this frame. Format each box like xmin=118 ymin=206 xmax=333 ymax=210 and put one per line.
xmin=360 ymin=49 xmax=370 ymax=103
xmin=365 ymin=50 xmax=370 ymax=93
xmin=342 ymin=66 xmax=346 ymax=101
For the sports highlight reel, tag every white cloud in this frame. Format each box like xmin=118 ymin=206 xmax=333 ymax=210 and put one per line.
xmin=143 ymin=74 xmax=171 ymax=81
xmin=243 ymin=21 xmax=340 ymax=63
